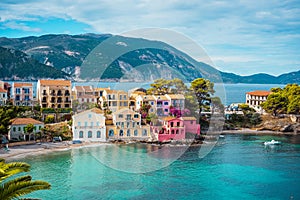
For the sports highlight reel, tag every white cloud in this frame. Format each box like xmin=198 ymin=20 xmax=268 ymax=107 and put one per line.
xmin=2 ymin=21 xmax=41 ymax=32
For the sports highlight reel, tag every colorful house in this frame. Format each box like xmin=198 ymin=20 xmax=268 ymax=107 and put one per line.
xmin=135 ymin=95 xmax=157 ymax=114
xmin=246 ymin=90 xmax=271 ymax=112
xmin=157 ymin=117 xmax=185 ymax=141
xmin=99 ymin=89 xmax=129 ymax=112
xmin=154 ymin=95 xmax=170 ymax=116
xmin=181 ymin=117 xmax=200 ymax=135
xmin=107 ymin=108 xmax=150 ymax=141
xmin=72 ymin=108 xmax=106 ymax=142
xmin=166 ymin=94 xmax=185 ymax=110
xmin=37 ymin=80 xmax=72 ymax=108
xmin=12 ymin=82 xmax=34 ymax=106
xmin=8 ymin=118 xmax=44 ymax=141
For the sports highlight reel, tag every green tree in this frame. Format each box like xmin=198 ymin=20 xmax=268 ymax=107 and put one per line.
xmin=25 ymin=123 xmax=35 ymax=141
xmin=0 ymin=158 xmax=51 ymax=200
xmin=190 ymin=78 xmax=215 ymax=123
xmin=45 ymin=115 xmax=55 ymax=124
xmin=147 ymin=79 xmax=173 ymax=95
xmin=262 ymin=93 xmax=288 ymax=116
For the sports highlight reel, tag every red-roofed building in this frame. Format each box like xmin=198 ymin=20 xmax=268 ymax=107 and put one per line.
xmin=8 ymin=118 xmax=44 ymax=141
xmin=37 ymin=79 xmax=71 ymax=108
xmin=246 ymin=90 xmax=271 ymax=112
xmin=12 ymin=82 xmax=34 ymax=106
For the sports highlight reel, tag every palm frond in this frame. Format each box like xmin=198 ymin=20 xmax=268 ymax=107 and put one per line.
xmin=0 ymin=180 xmax=51 ymax=200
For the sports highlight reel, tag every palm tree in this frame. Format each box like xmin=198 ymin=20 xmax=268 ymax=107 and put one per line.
xmin=0 ymin=158 xmax=51 ymax=200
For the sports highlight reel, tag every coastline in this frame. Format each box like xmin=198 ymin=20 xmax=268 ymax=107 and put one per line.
xmin=0 ymin=142 xmax=111 ymax=161
xmin=1 ymin=128 xmax=299 ymax=161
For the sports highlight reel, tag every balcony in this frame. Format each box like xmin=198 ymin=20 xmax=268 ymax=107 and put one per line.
xmin=50 ymin=92 xmax=56 ymax=96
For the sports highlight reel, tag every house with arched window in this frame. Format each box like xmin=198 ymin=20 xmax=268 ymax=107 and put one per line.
xmin=107 ymin=108 xmax=151 ymax=141
xmin=72 ymin=108 xmax=106 ymax=142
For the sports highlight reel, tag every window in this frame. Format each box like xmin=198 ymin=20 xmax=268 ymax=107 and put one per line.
xmin=170 ymin=122 xmax=174 ymax=127
xmin=13 ymin=127 xmax=16 ymax=132
xmin=88 ymin=131 xmax=92 ymax=138
xmin=90 ymin=122 xmax=93 ymax=127
xmin=96 ymin=122 xmax=100 ymax=127
xmin=134 ymin=130 xmax=138 ymax=136
xmin=164 ymin=102 xmax=169 ymax=105
xmin=126 ymin=114 xmax=131 ymax=120
xmin=150 ymin=101 xmax=154 ymax=105
xmin=97 ymin=131 xmax=101 ymax=138
xmin=109 ymin=129 xmax=114 ymax=137
xmin=124 ymin=102 xmax=128 ymax=106
xmin=134 ymin=114 xmax=139 ymax=118
xmin=39 ymin=126 xmax=41 ymax=130
xmin=177 ymin=122 xmax=180 ymax=127
xmin=190 ymin=121 xmax=194 ymax=124
xmin=84 ymin=122 xmax=88 ymax=127
xmin=132 ymin=122 xmax=135 ymax=128
xmin=127 ymin=129 xmax=130 ymax=136
xmin=78 ymin=122 xmax=81 ymax=126
xmin=127 ymin=122 xmax=130 ymax=128
xmin=79 ymin=131 xmax=83 ymax=138
xmin=118 ymin=114 xmax=123 ymax=118
xmin=123 ymin=95 xmax=127 ymax=100
xmin=119 ymin=130 xmax=124 ymax=136
xmin=121 ymin=122 xmax=124 ymax=128
xmin=88 ymin=114 xmax=92 ymax=118
xmin=176 ymin=130 xmax=179 ymax=134
xmin=15 ymin=88 xmax=20 ymax=94
xmin=18 ymin=127 xmax=21 ymax=131
xmin=24 ymin=88 xmax=29 ymax=94
xmin=143 ymin=129 xmax=147 ymax=136
xmin=164 ymin=109 xmax=169 ymax=112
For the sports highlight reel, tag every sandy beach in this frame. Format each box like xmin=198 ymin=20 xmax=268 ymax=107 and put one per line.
xmin=0 ymin=142 xmax=110 ymax=161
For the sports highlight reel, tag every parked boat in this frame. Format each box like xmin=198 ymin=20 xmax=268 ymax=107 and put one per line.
xmin=264 ymin=140 xmax=281 ymax=145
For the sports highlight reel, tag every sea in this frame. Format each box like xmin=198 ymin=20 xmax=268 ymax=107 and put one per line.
xmin=8 ymin=81 xmax=284 ymax=106
xmin=18 ymin=134 xmax=300 ymax=200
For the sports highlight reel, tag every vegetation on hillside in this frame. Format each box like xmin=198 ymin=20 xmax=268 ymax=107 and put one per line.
xmin=262 ymin=84 xmax=300 ymax=116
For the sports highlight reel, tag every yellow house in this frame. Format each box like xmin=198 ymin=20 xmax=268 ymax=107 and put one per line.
xmin=99 ymin=89 xmax=129 ymax=112
xmin=107 ymin=108 xmax=150 ymax=141
xmin=37 ymin=80 xmax=72 ymax=108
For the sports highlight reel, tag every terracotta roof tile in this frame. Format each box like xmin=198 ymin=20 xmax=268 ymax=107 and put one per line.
xmin=13 ymin=82 xmax=33 ymax=87
xmin=181 ymin=116 xmax=197 ymax=121
xmin=11 ymin=118 xmax=44 ymax=125
xmin=39 ymin=80 xmax=71 ymax=86
xmin=0 ymin=88 xmax=7 ymax=93
xmin=162 ymin=116 xmax=177 ymax=121
xmin=74 ymin=86 xmax=84 ymax=91
xmin=246 ymin=90 xmax=271 ymax=96
xmin=167 ymin=94 xmax=185 ymax=99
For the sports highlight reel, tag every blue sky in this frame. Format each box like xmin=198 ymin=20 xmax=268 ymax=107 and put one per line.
xmin=0 ymin=0 xmax=299 ymax=76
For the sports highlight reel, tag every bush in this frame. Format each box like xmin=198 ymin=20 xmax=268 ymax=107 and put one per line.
xmin=45 ymin=115 xmax=55 ymax=124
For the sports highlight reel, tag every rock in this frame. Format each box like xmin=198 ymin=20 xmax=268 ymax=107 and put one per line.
xmin=280 ymin=124 xmax=294 ymax=132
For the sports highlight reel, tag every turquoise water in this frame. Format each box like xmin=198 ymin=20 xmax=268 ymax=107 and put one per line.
xmin=18 ymin=134 xmax=300 ymax=200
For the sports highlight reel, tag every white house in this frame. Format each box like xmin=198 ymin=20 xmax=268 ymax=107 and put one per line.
xmin=72 ymin=108 xmax=106 ymax=142
xmin=246 ymin=90 xmax=271 ymax=112
xmin=0 ymin=88 xmax=8 ymax=106
xmin=8 ymin=118 xmax=44 ymax=141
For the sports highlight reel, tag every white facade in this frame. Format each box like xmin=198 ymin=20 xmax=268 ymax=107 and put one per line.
xmin=0 ymin=89 xmax=7 ymax=106
xmin=72 ymin=108 xmax=106 ymax=142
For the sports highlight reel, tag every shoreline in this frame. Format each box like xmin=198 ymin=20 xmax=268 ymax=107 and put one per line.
xmin=1 ymin=129 xmax=299 ymax=161
xmin=0 ymin=142 xmax=111 ymax=161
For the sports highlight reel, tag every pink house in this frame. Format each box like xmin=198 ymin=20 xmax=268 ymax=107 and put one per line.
xmin=158 ymin=117 xmax=185 ymax=141
xmin=181 ymin=117 xmax=200 ymax=135
xmin=154 ymin=95 xmax=170 ymax=116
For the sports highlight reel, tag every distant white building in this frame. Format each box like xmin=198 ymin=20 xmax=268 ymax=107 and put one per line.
xmin=246 ymin=90 xmax=271 ymax=112
xmin=72 ymin=108 xmax=106 ymax=142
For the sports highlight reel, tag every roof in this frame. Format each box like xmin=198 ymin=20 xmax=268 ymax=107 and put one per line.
xmin=105 ymin=90 xmax=127 ymax=94
xmin=78 ymin=95 xmax=97 ymax=98
xmin=181 ymin=116 xmax=197 ymax=121
xmin=74 ymin=108 xmax=104 ymax=116
xmin=94 ymin=87 xmax=110 ymax=91
xmin=246 ymin=90 xmax=271 ymax=96
xmin=0 ymin=88 xmax=7 ymax=93
xmin=154 ymin=95 xmax=169 ymax=101
xmin=167 ymin=94 xmax=185 ymax=99
xmin=39 ymin=80 xmax=71 ymax=86
xmin=142 ymin=95 xmax=155 ymax=101
xmin=74 ymin=86 xmax=84 ymax=92
xmin=162 ymin=116 xmax=177 ymax=121
xmin=82 ymin=86 xmax=93 ymax=92
xmin=13 ymin=82 xmax=32 ymax=87
xmin=11 ymin=118 xmax=44 ymax=125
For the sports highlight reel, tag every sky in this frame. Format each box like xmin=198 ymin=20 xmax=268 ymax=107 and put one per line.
xmin=0 ymin=0 xmax=299 ymax=76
